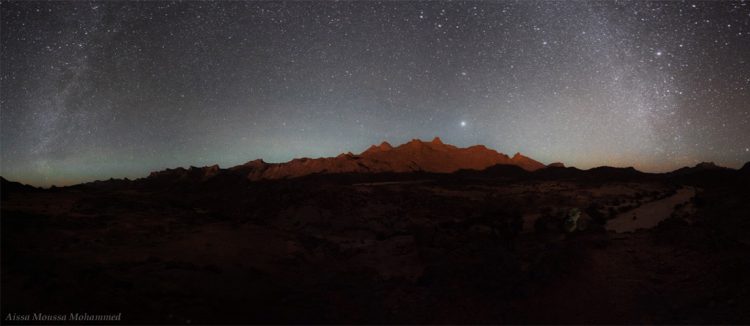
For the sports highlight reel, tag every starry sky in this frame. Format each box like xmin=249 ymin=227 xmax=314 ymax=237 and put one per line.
xmin=2 ymin=1 xmax=749 ymax=186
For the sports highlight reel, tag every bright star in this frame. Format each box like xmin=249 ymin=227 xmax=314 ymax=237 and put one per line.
xmin=460 ymin=121 xmax=467 ymax=127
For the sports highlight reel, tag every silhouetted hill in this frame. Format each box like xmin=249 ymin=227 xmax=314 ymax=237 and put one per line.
xmin=1 ymin=177 xmax=40 ymax=199
xmin=453 ymin=164 xmax=530 ymax=181
xmin=584 ymin=166 xmax=649 ymax=180
xmin=669 ymin=162 xmax=731 ymax=176
xmin=525 ymin=165 xmax=652 ymax=182
xmin=667 ymin=162 xmax=742 ymax=187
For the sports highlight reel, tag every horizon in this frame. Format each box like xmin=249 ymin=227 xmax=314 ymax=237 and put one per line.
xmin=2 ymin=1 xmax=749 ymax=187
xmin=3 ymin=136 xmax=747 ymax=188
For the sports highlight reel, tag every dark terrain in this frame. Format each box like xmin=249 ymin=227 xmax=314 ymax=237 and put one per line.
xmin=2 ymin=157 xmax=750 ymax=323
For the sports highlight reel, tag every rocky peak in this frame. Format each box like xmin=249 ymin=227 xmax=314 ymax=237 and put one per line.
xmin=197 ymin=165 xmax=221 ymax=179
xmin=228 ymin=138 xmax=548 ymax=180
xmin=695 ymin=162 xmax=721 ymax=169
xmin=336 ymin=152 xmax=356 ymax=159
xmin=242 ymin=159 xmax=267 ymax=167
xmin=399 ymin=139 xmax=428 ymax=150
xmin=362 ymin=141 xmax=394 ymax=155
xmin=510 ymin=152 xmax=546 ymax=171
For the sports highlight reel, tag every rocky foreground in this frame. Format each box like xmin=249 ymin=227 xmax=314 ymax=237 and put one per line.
xmin=1 ymin=153 xmax=749 ymax=323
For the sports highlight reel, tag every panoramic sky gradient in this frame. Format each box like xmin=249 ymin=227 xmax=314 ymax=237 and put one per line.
xmin=2 ymin=1 xmax=749 ymax=186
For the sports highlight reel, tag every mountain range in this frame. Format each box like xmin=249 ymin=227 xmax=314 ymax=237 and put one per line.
xmin=3 ymin=138 xmax=748 ymax=189
xmin=103 ymin=137 xmax=750 ymax=189
xmin=223 ymin=137 xmax=545 ymax=181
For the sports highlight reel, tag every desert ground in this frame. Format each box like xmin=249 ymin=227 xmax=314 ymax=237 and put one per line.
xmin=2 ymin=165 xmax=749 ymax=324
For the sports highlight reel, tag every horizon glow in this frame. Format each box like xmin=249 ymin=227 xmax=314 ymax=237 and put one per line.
xmin=1 ymin=1 xmax=749 ymax=187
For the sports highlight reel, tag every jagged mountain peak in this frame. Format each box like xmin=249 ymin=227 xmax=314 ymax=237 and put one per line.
xmin=509 ymin=152 xmax=546 ymax=171
xmin=362 ymin=141 xmax=395 ymax=155
xmin=141 ymin=138 xmax=549 ymax=183
xmin=230 ymin=138 xmax=547 ymax=181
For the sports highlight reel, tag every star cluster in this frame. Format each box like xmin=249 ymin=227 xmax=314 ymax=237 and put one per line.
xmin=1 ymin=1 xmax=749 ymax=186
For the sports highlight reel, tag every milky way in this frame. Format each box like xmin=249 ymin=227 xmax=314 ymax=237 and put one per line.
xmin=1 ymin=1 xmax=749 ymax=186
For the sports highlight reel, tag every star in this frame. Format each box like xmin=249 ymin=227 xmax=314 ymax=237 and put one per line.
xmin=0 ymin=1 xmax=747 ymax=186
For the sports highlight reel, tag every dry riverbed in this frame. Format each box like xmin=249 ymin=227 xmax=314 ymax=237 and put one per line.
xmin=606 ymin=186 xmax=696 ymax=233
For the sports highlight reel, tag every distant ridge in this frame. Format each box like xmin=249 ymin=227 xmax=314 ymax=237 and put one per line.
xmin=668 ymin=162 xmax=732 ymax=176
xmin=1 ymin=177 xmax=40 ymax=199
xmin=5 ymin=160 xmax=749 ymax=190
xmin=1 ymin=177 xmax=39 ymax=192
xmin=229 ymin=138 xmax=546 ymax=181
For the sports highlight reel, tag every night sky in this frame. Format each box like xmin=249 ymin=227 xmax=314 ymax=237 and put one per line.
xmin=2 ymin=1 xmax=749 ymax=186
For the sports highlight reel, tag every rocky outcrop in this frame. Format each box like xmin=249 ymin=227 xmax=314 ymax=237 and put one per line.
xmin=510 ymin=152 xmax=547 ymax=171
xmin=232 ymin=138 xmax=547 ymax=181
xmin=669 ymin=162 xmax=731 ymax=176
xmin=140 ymin=138 xmax=550 ymax=183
